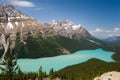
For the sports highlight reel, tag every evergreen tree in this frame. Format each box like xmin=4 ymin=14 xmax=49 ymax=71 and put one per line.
xmin=39 ymin=66 xmax=43 ymax=80
xmin=17 ymin=68 xmax=24 ymax=79
xmin=0 ymin=53 xmax=19 ymax=80
xmin=49 ymin=68 xmax=55 ymax=79
xmin=38 ymin=66 xmax=47 ymax=80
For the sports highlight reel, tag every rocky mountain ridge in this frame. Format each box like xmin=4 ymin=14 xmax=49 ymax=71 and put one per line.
xmin=0 ymin=4 xmax=93 ymax=39
xmin=103 ymin=36 xmax=120 ymax=45
xmin=49 ymin=19 xmax=92 ymax=39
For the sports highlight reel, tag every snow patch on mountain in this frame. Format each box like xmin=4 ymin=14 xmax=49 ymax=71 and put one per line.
xmin=15 ymin=21 xmax=18 ymax=26
xmin=87 ymin=39 xmax=100 ymax=45
xmin=72 ymin=24 xmax=81 ymax=30
xmin=7 ymin=17 xmax=14 ymax=29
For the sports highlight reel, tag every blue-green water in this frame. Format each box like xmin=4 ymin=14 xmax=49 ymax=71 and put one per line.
xmin=18 ymin=49 xmax=115 ymax=73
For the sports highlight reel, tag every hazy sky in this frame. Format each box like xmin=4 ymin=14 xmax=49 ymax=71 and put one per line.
xmin=0 ymin=0 xmax=120 ymax=38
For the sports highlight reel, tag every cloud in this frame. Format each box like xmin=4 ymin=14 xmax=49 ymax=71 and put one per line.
xmin=114 ymin=27 xmax=120 ymax=31
xmin=91 ymin=27 xmax=120 ymax=33
xmin=95 ymin=28 xmax=103 ymax=32
xmin=11 ymin=0 xmax=35 ymax=7
xmin=91 ymin=28 xmax=103 ymax=33
xmin=90 ymin=27 xmax=120 ymax=38
xmin=107 ymin=33 xmax=120 ymax=37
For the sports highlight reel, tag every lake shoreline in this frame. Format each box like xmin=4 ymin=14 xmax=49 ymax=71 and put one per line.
xmin=112 ymin=52 xmax=120 ymax=62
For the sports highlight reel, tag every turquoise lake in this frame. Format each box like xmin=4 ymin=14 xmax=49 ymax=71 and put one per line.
xmin=18 ymin=49 xmax=115 ymax=74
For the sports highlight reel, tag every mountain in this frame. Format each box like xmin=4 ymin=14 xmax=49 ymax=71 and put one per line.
xmin=43 ymin=19 xmax=102 ymax=45
xmin=49 ymin=19 xmax=92 ymax=39
xmin=103 ymin=36 xmax=120 ymax=46
xmin=0 ymin=4 xmax=102 ymax=59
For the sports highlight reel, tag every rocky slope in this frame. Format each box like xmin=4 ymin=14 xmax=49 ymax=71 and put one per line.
xmin=94 ymin=71 xmax=120 ymax=80
xmin=0 ymin=4 xmax=102 ymax=59
xmin=49 ymin=19 xmax=92 ymax=39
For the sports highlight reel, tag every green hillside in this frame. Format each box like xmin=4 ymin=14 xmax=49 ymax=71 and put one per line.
xmin=55 ymin=58 xmax=120 ymax=80
xmin=14 ymin=33 xmax=99 ymax=58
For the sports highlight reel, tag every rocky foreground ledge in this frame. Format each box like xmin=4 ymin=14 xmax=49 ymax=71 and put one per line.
xmin=94 ymin=71 xmax=120 ymax=80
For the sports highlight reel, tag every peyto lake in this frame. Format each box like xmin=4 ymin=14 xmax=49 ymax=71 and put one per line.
xmin=18 ymin=49 xmax=115 ymax=73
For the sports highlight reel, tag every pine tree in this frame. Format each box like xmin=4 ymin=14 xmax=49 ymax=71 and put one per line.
xmin=49 ymin=68 xmax=55 ymax=80
xmin=0 ymin=53 xmax=19 ymax=80
xmin=0 ymin=35 xmax=19 ymax=80
xmin=17 ymin=68 xmax=24 ymax=79
xmin=38 ymin=66 xmax=47 ymax=80
xmin=39 ymin=66 xmax=43 ymax=80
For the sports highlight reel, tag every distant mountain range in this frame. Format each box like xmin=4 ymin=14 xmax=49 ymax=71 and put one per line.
xmin=103 ymin=36 xmax=120 ymax=46
xmin=0 ymin=4 xmax=119 ymax=60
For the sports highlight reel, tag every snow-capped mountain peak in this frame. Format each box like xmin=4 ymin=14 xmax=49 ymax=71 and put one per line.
xmin=48 ymin=19 xmax=92 ymax=39
xmin=0 ymin=4 xmax=92 ymax=40
xmin=51 ymin=19 xmax=82 ymax=30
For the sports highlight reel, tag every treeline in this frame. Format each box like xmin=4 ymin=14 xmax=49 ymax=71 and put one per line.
xmin=54 ymin=58 xmax=120 ymax=80
xmin=0 ymin=69 xmax=38 ymax=80
xmin=0 ymin=66 xmax=59 ymax=80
